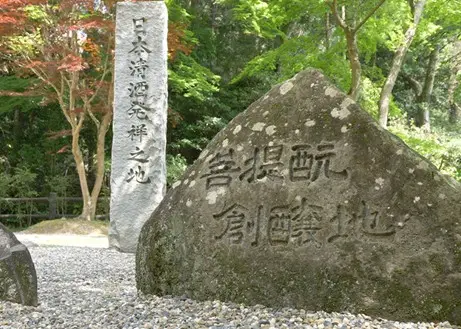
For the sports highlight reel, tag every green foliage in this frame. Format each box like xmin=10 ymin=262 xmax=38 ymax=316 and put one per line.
xmin=232 ymin=37 xmax=350 ymax=91
xmin=169 ymin=116 xmax=227 ymax=157
xmin=166 ymin=154 xmax=188 ymax=186
xmin=390 ymin=118 xmax=461 ymax=181
xmin=220 ymin=0 xmax=324 ymax=40
xmin=8 ymin=167 xmax=38 ymax=198
xmin=414 ymin=0 xmax=461 ymax=47
xmin=166 ymin=0 xmax=193 ymax=24
xmin=169 ymin=53 xmax=220 ymax=102
xmin=0 ymin=76 xmax=42 ymax=114
xmin=0 ymin=172 xmax=13 ymax=198
xmin=228 ymin=0 xmax=285 ymax=39
xmin=359 ymin=0 xmax=410 ymax=55
xmin=0 ymin=166 xmax=40 ymax=227
xmin=360 ymin=77 xmax=401 ymax=119
xmin=46 ymin=175 xmax=71 ymax=196
xmin=0 ymin=172 xmax=14 ymax=225
xmin=46 ymin=175 xmax=72 ymax=215
xmin=359 ymin=77 xmax=381 ymax=118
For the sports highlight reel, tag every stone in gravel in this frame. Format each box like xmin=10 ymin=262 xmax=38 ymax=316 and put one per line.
xmin=0 ymin=223 xmax=38 ymax=306
xmin=136 ymin=69 xmax=461 ymax=324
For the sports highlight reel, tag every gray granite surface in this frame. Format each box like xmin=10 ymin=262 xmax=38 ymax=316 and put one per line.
xmin=109 ymin=1 xmax=168 ymax=253
xmin=137 ymin=69 xmax=461 ymax=324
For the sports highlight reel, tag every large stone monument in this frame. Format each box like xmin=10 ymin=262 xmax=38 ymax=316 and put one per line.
xmin=136 ymin=69 xmax=461 ymax=324
xmin=0 ymin=223 xmax=38 ymax=306
xmin=109 ymin=1 xmax=168 ymax=253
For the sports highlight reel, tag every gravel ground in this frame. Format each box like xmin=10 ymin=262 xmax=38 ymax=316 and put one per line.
xmin=0 ymin=246 xmax=457 ymax=329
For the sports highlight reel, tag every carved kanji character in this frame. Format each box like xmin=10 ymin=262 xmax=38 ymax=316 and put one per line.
xmin=289 ymin=142 xmax=348 ymax=182
xmin=127 ymin=147 xmax=149 ymax=163
xmin=129 ymin=58 xmax=149 ymax=79
xmin=239 ymin=145 xmax=284 ymax=183
xmin=268 ymin=205 xmax=291 ymax=245
xmin=126 ymin=165 xmax=151 ymax=184
xmin=289 ymin=144 xmax=313 ymax=181
xmin=359 ymin=201 xmax=396 ymax=237
xmin=214 ymin=204 xmax=260 ymax=245
xmin=290 ymin=198 xmax=323 ymax=248
xmin=133 ymin=18 xmax=146 ymax=33
xmin=127 ymin=104 xmax=150 ymax=120
xmin=327 ymin=204 xmax=357 ymax=243
xmin=129 ymin=81 xmax=148 ymax=99
xmin=127 ymin=124 xmax=148 ymax=142
xmin=129 ymin=37 xmax=152 ymax=57
xmin=201 ymin=149 xmax=241 ymax=189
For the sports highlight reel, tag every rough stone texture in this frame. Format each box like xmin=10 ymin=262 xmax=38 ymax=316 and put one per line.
xmin=109 ymin=1 xmax=168 ymax=253
xmin=0 ymin=223 xmax=37 ymax=306
xmin=136 ymin=69 xmax=461 ymax=324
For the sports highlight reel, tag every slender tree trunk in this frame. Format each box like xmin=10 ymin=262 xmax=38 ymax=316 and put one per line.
xmin=415 ymin=46 xmax=439 ymax=131
xmin=448 ymin=41 xmax=461 ymax=124
xmin=209 ymin=0 xmax=217 ymax=72
xmin=13 ymin=108 xmax=22 ymax=144
xmin=327 ymin=0 xmax=387 ymax=101
xmin=449 ymin=103 xmax=461 ymax=124
xmin=11 ymin=108 xmax=23 ymax=166
xmin=325 ymin=12 xmax=331 ymax=49
xmin=378 ymin=0 xmax=427 ymax=128
xmin=345 ymin=30 xmax=361 ymax=100
xmin=89 ymin=112 xmax=112 ymax=221
xmin=71 ymin=118 xmax=93 ymax=221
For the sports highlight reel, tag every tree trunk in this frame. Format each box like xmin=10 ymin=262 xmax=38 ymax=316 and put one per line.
xmin=11 ymin=108 xmax=23 ymax=167
xmin=89 ymin=111 xmax=112 ymax=221
xmin=447 ymin=68 xmax=459 ymax=123
xmin=415 ymin=46 xmax=439 ymax=131
xmin=13 ymin=108 xmax=22 ymax=145
xmin=327 ymin=0 xmax=387 ymax=101
xmin=378 ymin=0 xmax=427 ymax=128
xmin=345 ymin=30 xmax=361 ymax=100
xmin=448 ymin=41 xmax=461 ymax=124
xmin=325 ymin=12 xmax=331 ymax=49
xmin=209 ymin=0 xmax=217 ymax=72
xmin=449 ymin=103 xmax=460 ymax=124
xmin=71 ymin=118 xmax=93 ymax=221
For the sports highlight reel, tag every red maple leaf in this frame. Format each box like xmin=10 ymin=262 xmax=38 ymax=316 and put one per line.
xmin=57 ymin=55 xmax=88 ymax=72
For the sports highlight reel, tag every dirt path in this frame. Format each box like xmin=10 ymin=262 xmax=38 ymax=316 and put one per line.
xmin=15 ymin=233 xmax=109 ymax=248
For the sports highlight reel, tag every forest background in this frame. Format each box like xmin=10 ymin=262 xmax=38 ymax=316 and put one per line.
xmin=0 ymin=0 xmax=460 ymax=225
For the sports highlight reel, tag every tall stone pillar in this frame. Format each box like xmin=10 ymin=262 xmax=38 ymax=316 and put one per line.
xmin=109 ymin=1 xmax=168 ymax=253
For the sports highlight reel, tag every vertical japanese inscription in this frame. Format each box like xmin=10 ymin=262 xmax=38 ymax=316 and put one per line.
xmin=125 ymin=18 xmax=152 ymax=184
xmin=110 ymin=2 xmax=167 ymax=252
